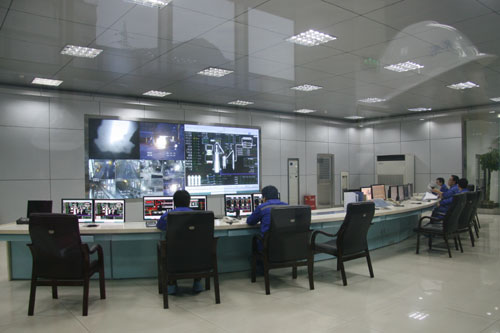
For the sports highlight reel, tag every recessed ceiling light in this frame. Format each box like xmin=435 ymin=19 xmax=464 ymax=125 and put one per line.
xmin=125 ymin=0 xmax=171 ymax=8
xmin=344 ymin=116 xmax=365 ymax=120
xmin=286 ymin=29 xmax=337 ymax=47
xmin=291 ymin=84 xmax=323 ymax=92
xmin=497 ymin=114 xmax=500 ymax=118
xmin=489 ymin=111 xmax=495 ymax=113
xmin=358 ymin=98 xmax=386 ymax=103
xmin=143 ymin=90 xmax=171 ymax=97
xmin=60 ymin=45 xmax=103 ymax=58
xmin=197 ymin=67 xmax=233 ymax=77
xmin=295 ymin=109 xmax=316 ymax=114
xmin=32 ymin=78 xmax=63 ymax=86
xmin=490 ymin=97 xmax=500 ymax=102
xmin=408 ymin=312 xmax=429 ymax=321
xmin=384 ymin=61 xmax=424 ymax=73
xmin=228 ymin=100 xmax=254 ymax=106
xmin=419 ymin=118 xmax=425 ymax=121
xmin=447 ymin=81 xmax=479 ymax=90
xmin=408 ymin=107 xmax=432 ymax=112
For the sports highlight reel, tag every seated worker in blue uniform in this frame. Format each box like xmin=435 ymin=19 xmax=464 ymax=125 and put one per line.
xmin=432 ymin=177 xmax=448 ymax=195
xmin=431 ymin=175 xmax=462 ymax=219
xmin=246 ymin=185 xmax=288 ymax=249
xmin=156 ymin=190 xmax=203 ymax=295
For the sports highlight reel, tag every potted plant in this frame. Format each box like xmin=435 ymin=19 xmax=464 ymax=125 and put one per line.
xmin=479 ymin=148 xmax=500 ymax=208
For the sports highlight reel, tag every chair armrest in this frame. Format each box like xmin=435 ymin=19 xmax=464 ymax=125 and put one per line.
xmin=311 ymin=230 xmax=337 ymax=248
xmin=417 ymin=215 xmax=440 ymax=227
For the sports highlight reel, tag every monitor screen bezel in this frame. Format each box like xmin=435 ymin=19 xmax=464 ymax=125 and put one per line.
xmin=371 ymin=184 xmax=386 ymax=200
xmin=143 ymin=196 xmax=174 ymax=221
xmin=360 ymin=187 xmax=372 ymax=201
xmin=188 ymin=195 xmax=208 ymax=211
xmin=224 ymin=193 xmax=253 ymax=217
xmin=397 ymin=185 xmax=405 ymax=201
xmin=389 ymin=186 xmax=399 ymax=200
xmin=94 ymin=199 xmax=126 ymax=223
xmin=403 ymin=184 xmax=410 ymax=200
xmin=61 ymin=198 xmax=94 ymax=223
xmin=27 ymin=200 xmax=53 ymax=218
xmin=252 ymin=193 xmax=263 ymax=211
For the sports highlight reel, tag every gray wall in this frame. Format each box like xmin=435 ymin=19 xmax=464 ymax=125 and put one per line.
xmin=0 ymin=89 xmax=462 ymax=224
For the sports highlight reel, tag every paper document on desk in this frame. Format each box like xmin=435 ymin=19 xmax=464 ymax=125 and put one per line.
xmin=422 ymin=192 xmax=438 ymax=201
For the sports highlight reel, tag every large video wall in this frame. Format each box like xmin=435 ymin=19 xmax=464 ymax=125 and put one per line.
xmin=86 ymin=118 xmax=260 ymax=199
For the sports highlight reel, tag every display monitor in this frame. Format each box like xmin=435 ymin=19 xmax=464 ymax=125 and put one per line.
xmin=252 ymin=193 xmax=263 ymax=210
xmin=188 ymin=195 xmax=207 ymax=211
xmin=61 ymin=199 xmax=93 ymax=223
xmin=224 ymin=194 xmax=253 ymax=217
xmin=371 ymin=184 xmax=386 ymax=200
xmin=184 ymin=124 xmax=260 ymax=195
xmin=361 ymin=187 xmax=372 ymax=201
xmin=27 ymin=200 xmax=52 ymax=218
xmin=397 ymin=185 xmax=405 ymax=202
xmin=143 ymin=196 xmax=174 ymax=220
xmin=388 ymin=186 xmax=399 ymax=200
xmin=94 ymin=199 xmax=125 ymax=222
xmin=408 ymin=184 xmax=414 ymax=198
xmin=403 ymin=185 xmax=410 ymax=200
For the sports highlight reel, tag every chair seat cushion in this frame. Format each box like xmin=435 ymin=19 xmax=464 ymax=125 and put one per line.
xmin=314 ymin=240 xmax=338 ymax=255
xmin=417 ymin=223 xmax=444 ymax=233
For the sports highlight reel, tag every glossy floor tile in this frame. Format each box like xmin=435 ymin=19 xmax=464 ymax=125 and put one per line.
xmin=0 ymin=214 xmax=499 ymax=332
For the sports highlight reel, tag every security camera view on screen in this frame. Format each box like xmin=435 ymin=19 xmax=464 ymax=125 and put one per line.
xmin=86 ymin=119 xmax=260 ymax=198
xmin=184 ymin=124 xmax=260 ymax=195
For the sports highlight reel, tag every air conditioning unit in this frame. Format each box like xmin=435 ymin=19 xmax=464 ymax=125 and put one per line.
xmin=376 ymin=154 xmax=414 ymax=185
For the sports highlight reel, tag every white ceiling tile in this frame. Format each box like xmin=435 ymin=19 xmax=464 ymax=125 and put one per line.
xmin=478 ymin=0 xmax=500 ymax=12
xmin=173 ymin=0 xmax=268 ymax=20
xmin=322 ymin=0 xmax=402 ymax=15
xmin=301 ymin=53 xmax=363 ymax=75
xmin=451 ymin=13 xmax=500 ymax=45
xmin=0 ymin=36 xmax=66 ymax=66
xmin=271 ymin=66 xmax=332 ymax=84
xmin=54 ymin=67 xmax=123 ymax=92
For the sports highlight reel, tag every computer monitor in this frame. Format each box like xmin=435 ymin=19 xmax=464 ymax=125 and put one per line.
xmin=143 ymin=196 xmax=174 ymax=220
xmin=252 ymin=193 xmax=263 ymax=210
xmin=388 ymin=186 xmax=399 ymax=200
xmin=224 ymin=194 xmax=253 ymax=217
xmin=61 ymin=199 xmax=93 ymax=223
xmin=361 ymin=187 xmax=372 ymax=201
xmin=408 ymin=184 xmax=414 ymax=198
xmin=403 ymin=185 xmax=410 ymax=200
xmin=27 ymin=200 xmax=52 ymax=218
xmin=188 ymin=195 xmax=207 ymax=211
xmin=397 ymin=185 xmax=405 ymax=202
xmin=94 ymin=199 xmax=125 ymax=222
xmin=371 ymin=184 xmax=386 ymax=200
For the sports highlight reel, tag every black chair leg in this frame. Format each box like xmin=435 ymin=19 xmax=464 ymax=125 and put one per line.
xmin=162 ymin=272 xmax=169 ymax=309
xmin=339 ymin=258 xmax=347 ymax=286
xmin=157 ymin=247 xmax=162 ymax=294
xmin=457 ymin=235 xmax=463 ymax=253
xmin=444 ymin=236 xmax=452 ymax=258
xmin=51 ymin=282 xmax=58 ymax=299
xmin=99 ymin=266 xmax=106 ymax=300
xmin=454 ymin=237 xmax=459 ymax=251
xmin=214 ymin=273 xmax=221 ymax=304
xmin=469 ymin=227 xmax=475 ymax=247
xmin=416 ymin=232 xmax=420 ymax=254
xmin=428 ymin=235 xmax=432 ymax=250
xmin=205 ymin=277 xmax=211 ymax=291
xmin=476 ymin=213 xmax=481 ymax=228
xmin=366 ymin=251 xmax=374 ymax=278
xmin=307 ymin=256 xmax=314 ymax=290
xmin=83 ymin=277 xmax=89 ymax=316
xmin=473 ymin=218 xmax=480 ymax=238
xmin=264 ymin=261 xmax=271 ymax=295
xmin=251 ymin=253 xmax=257 ymax=283
xmin=28 ymin=275 xmax=37 ymax=316
xmin=292 ymin=265 xmax=297 ymax=279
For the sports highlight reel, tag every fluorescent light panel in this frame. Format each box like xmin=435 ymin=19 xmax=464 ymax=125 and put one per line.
xmin=32 ymin=78 xmax=63 ymax=86
xmin=126 ymin=0 xmax=171 ymax=8
xmin=358 ymin=97 xmax=386 ymax=103
xmin=291 ymin=84 xmax=323 ymax=92
xmin=60 ymin=45 xmax=103 ymax=58
xmin=408 ymin=107 xmax=432 ymax=112
xmin=286 ymin=29 xmax=336 ymax=47
xmin=228 ymin=100 xmax=254 ymax=106
xmin=490 ymin=97 xmax=500 ymax=102
xmin=295 ymin=109 xmax=316 ymax=114
xmin=197 ymin=67 xmax=233 ymax=77
xmin=447 ymin=81 xmax=479 ymax=90
xmin=344 ymin=116 xmax=365 ymax=120
xmin=384 ymin=61 xmax=424 ymax=73
xmin=143 ymin=90 xmax=171 ymax=97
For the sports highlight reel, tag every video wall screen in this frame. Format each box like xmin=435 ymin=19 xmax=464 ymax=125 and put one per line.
xmin=86 ymin=118 xmax=260 ymax=199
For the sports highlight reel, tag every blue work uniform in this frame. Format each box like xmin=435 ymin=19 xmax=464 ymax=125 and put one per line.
xmin=440 ymin=184 xmax=448 ymax=194
xmin=246 ymin=199 xmax=288 ymax=235
xmin=156 ymin=206 xmax=192 ymax=231
xmin=433 ymin=184 xmax=461 ymax=216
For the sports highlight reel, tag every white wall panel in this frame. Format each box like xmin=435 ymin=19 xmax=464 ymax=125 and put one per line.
xmin=50 ymin=179 xmax=85 ymax=214
xmin=261 ymin=139 xmax=281 ymax=176
xmin=374 ymin=122 xmax=400 ymax=143
xmin=374 ymin=142 xmax=401 ymax=156
xmin=184 ymin=109 xmax=220 ymax=124
xmin=430 ymin=138 xmax=462 ymax=174
xmin=0 ymin=180 xmax=51 ymax=224
xmin=49 ymin=99 xmax=99 ymax=129
xmin=305 ymin=119 xmax=329 ymax=142
xmin=329 ymin=125 xmax=349 ymax=143
xmin=251 ymin=112 xmax=281 ymax=140
xmin=430 ymin=116 xmax=462 ymax=139
xmin=144 ymin=105 xmax=185 ymax=121
xmin=100 ymin=102 xmax=145 ymax=118
xmin=401 ymin=119 xmax=429 ymax=142
xmin=305 ymin=142 xmax=329 ymax=175
xmin=50 ymin=129 xmax=85 ymax=179
xmin=401 ymin=140 xmax=430 ymax=174
xmin=0 ymin=93 xmax=49 ymax=128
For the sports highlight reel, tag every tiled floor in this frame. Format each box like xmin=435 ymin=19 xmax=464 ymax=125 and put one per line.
xmin=1 ymin=215 xmax=500 ymax=332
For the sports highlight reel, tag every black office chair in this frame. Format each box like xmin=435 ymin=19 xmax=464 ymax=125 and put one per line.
xmin=472 ymin=190 xmax=482 ymax=235
xmin=415 ymin=193 xmax=467 ymax=258
xmin=157 ymin=211 xmax=220 ymax=309
xmin=456 ymin=191 xmax=478 ymax=249
xmin=251 ymin=206 xmax=314 ymax=295
xmin=311 ymin=202 xmax=375 ymax=286
xmin=27 ymin=213 xmax=105 ymax=316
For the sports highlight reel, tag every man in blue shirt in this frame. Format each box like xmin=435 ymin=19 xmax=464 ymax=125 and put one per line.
xmin=156 ymin=190 xmax=203 ymax=294
xmin=439 ymin=178 xmax=469 ymax=210
xmin=432 ymin=175 xmax=461 ymax=217
xmin=433 ymin=177 xmax=448 ymax=195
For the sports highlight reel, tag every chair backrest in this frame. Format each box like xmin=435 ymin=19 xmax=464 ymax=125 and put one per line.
xmin=442 ymin=193 xmax=467 ymax=234
xmin=457 ymin=192 xmax=477 ymax=229
xmin=267 ymin=206 xmax=311 ymax=263
xmin=28 ymin=213 xmax=84 ymax=279
xmin=471 ymin=190 xmax=481 ymax=217
xmin=336 ymin=202 xmax=375 ymax=255
xmin=165 ymin=211 xmax=215 ymax=273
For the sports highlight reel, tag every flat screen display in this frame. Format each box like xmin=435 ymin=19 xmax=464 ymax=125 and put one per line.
xmin=389 ymin=186 xmax=399 ymax=200
xmin=252 ymin=193 xmax=263 ymax=210
xmin=27 ymin=200 xmax=52 ymax=217
xmin=61 ymin=199 xmax=93 ymax=222
xmin=224 ymin=194 xmax=253 ymax=217
xmin=94 ymin=199 xmax=125 ymax=222
xmin=398 ymin=185 xmax=405 ymax=202
xmin=188 ymin=196 xmax=207 ymax=211
xmin=361 ymin=187 xmax=372 ymax=201
xmin=143 ymin=196 xmax=174 ymax=220
xmin=408 ymin=184 xmax=414 ymax=198
xmin=371 ymin=185 xmax=386 ymax=200
xmin=403 ymin=185 xmax=410 ymax=200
